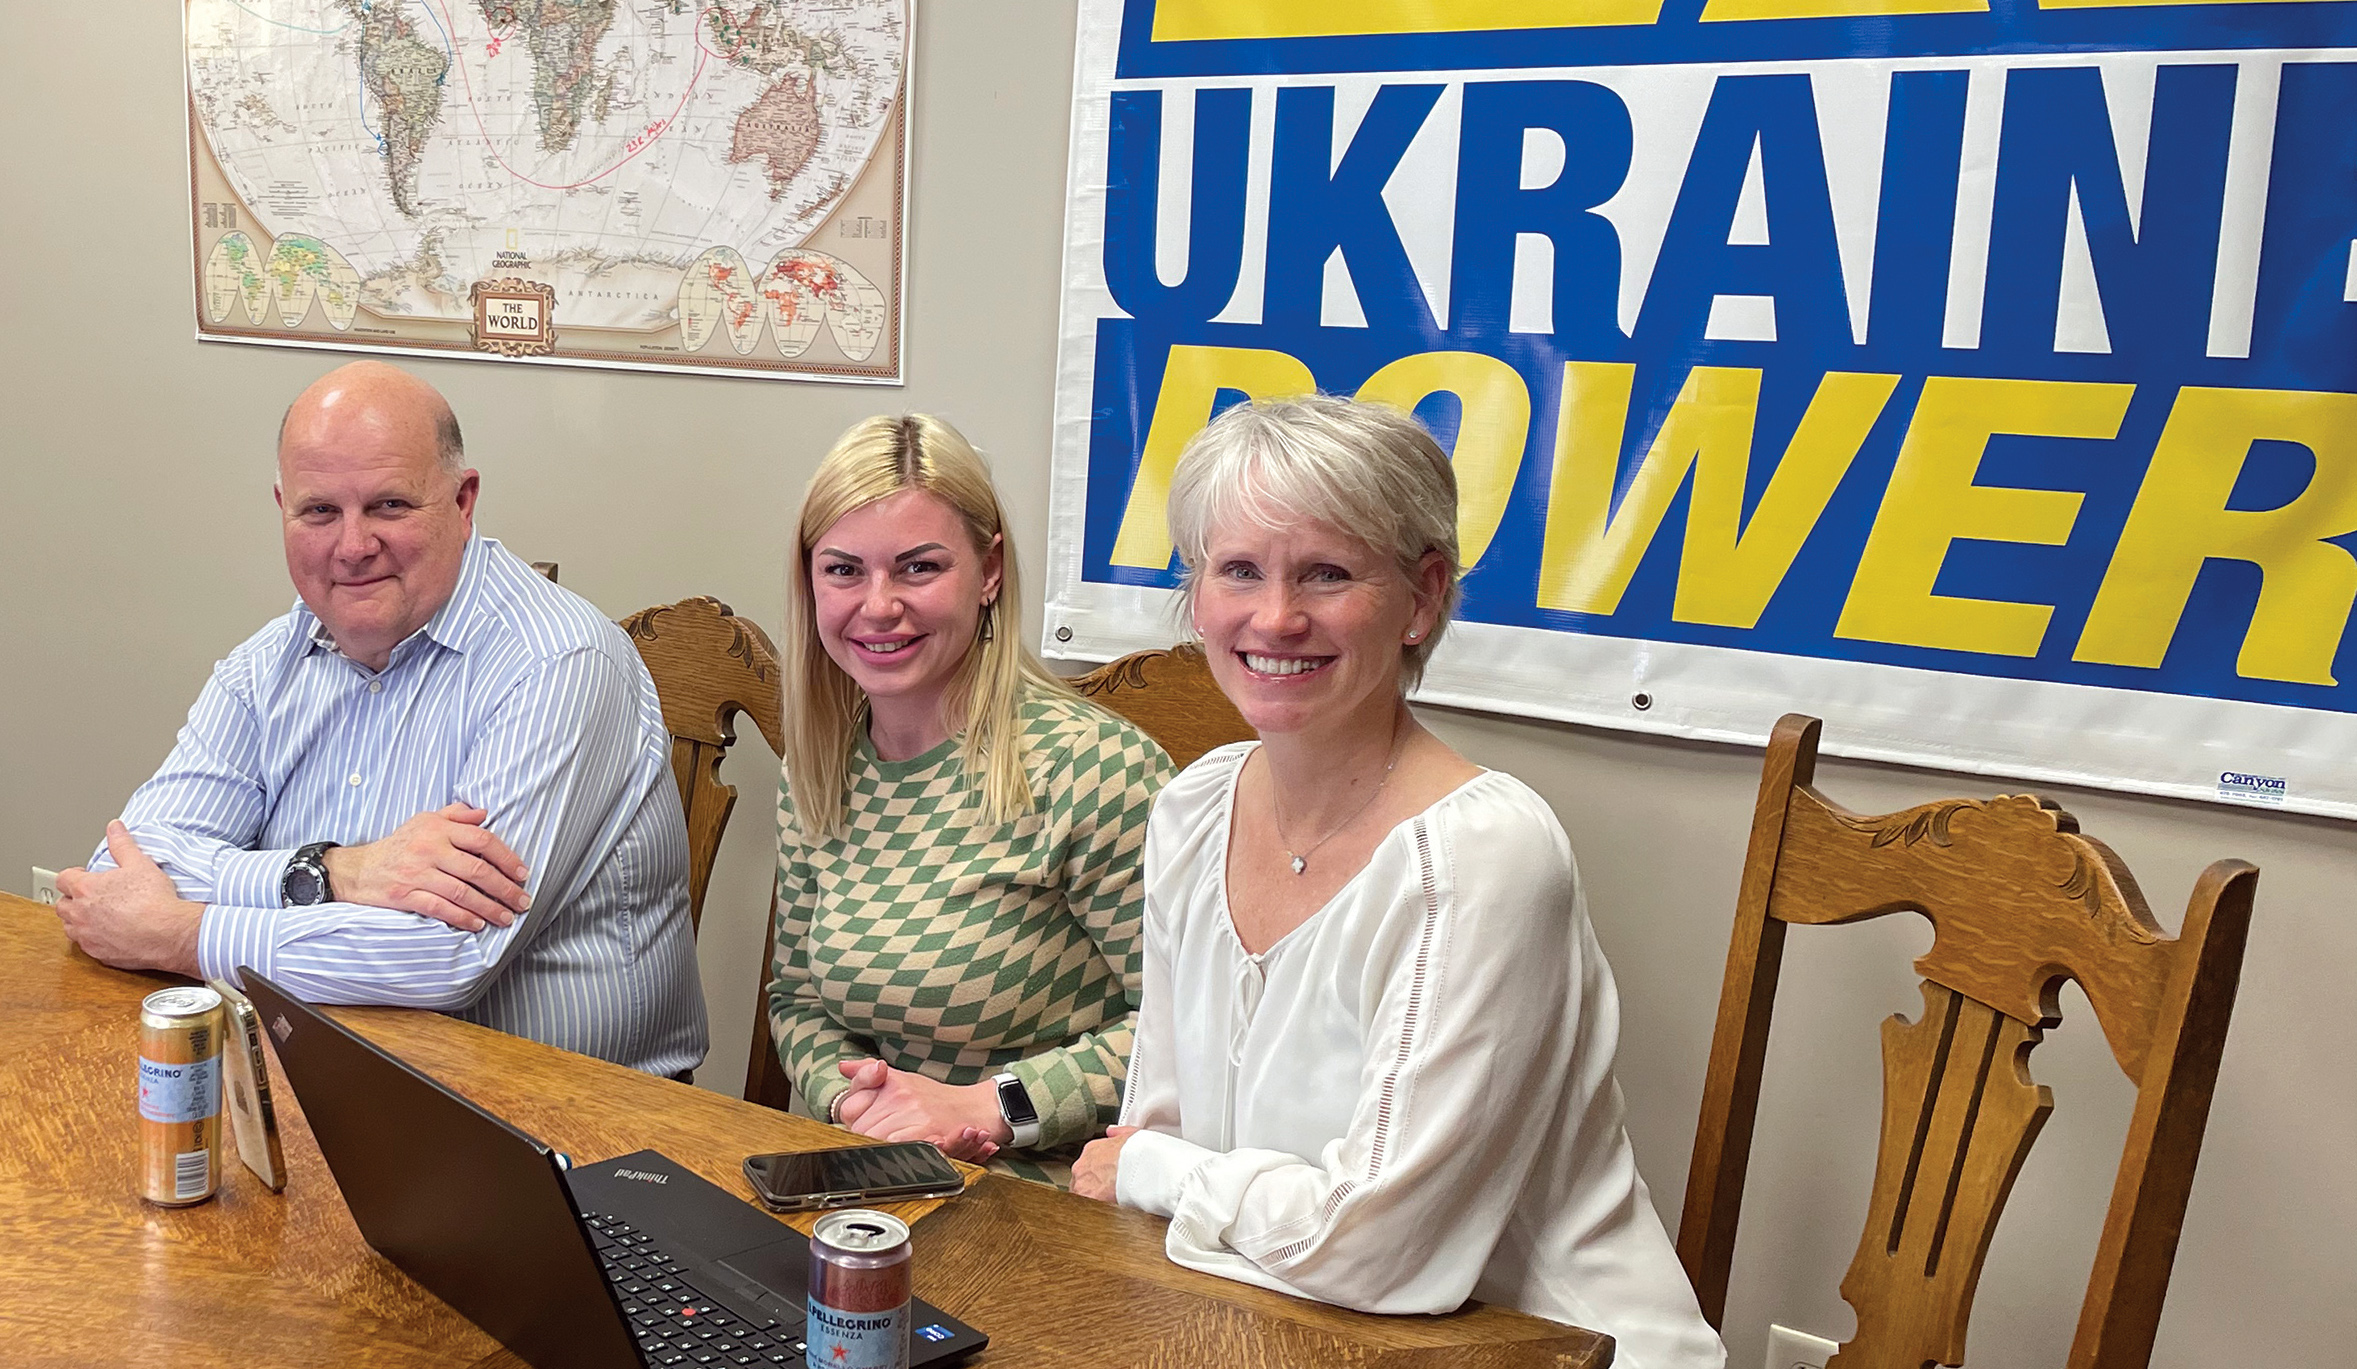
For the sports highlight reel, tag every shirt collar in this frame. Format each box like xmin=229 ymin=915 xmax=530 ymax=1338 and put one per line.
xmin=294 ymin=532 xmax=490 ymax=667
xmin=418 ymin=531 xmax=491 ymax=653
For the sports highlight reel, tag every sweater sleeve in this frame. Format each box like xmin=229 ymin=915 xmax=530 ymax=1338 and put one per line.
xmin=765 ymin=774 xmax=872 ymax=1122
xmin=1118 ymin=794 xmax=1600 ymax=1316
xmin=1002 ymin=715 xmax=1173 ymax=1149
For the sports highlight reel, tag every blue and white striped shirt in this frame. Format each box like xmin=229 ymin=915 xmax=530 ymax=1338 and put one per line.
xmin=92 ymin=534 xmax=708 ymax=1077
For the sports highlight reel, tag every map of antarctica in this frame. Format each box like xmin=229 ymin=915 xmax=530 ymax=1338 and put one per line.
xmin=186 ymin=0 xmax=909 ymax=380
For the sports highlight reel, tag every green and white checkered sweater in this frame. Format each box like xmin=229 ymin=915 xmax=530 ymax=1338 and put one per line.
xmin=767 ymin=690 xmax=1171 ymax=1186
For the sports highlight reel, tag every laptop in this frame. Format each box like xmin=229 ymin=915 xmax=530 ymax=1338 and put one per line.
xmin=240 ymin=970 xmax=988 ymax=1369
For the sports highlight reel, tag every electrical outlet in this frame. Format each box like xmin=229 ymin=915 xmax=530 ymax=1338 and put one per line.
xmin=31 ymin=868 xmax=61 ymax=906
xmin=1765 ymin=1324 xmax=1840 ymax=1369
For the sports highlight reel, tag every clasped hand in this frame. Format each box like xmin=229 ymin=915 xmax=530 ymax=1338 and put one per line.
xmin=832 ymin=1059 xmax=1008 ymax=1164
xmin=1071 ymin=1126 xmax=1135 ymax=1203
xmin=323 ymin=803 xmax=531 ymax=932
xmin=53 ymin=821 xmax=204 ymax=975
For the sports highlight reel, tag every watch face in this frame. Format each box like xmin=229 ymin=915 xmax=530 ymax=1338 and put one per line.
xmin=997 ymin=1078 xmax=1039 ymax=1126
xmin=284 ymin=864 xmax=325 ymax=906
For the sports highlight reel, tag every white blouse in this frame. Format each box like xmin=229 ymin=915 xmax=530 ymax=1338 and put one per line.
xmin=1115 ymin=744 xmax=1726 ymax=1369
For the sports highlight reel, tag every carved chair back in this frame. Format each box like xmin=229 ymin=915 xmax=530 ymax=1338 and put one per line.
xmin=1679 ymin=715 xmax=2256 ymax=1369
xmin=1069 ymin=644 xmax=1255 ymax=769
xmin=618 ymin=597 xmax=784 ymax=937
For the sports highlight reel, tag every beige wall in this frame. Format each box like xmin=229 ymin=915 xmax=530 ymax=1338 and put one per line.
xmin=4 ymin=6 xmax=2346 ymax=1367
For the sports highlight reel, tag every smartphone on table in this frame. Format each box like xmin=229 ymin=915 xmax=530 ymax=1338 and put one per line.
xmin=742 ymin=1142 xmax=966 ymax=1212
xmin=207 ymin=979 xmax=287 ymax=1192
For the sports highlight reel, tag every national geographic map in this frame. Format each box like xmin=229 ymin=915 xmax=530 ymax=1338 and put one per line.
xmin=187 ymin=0 xmax=909 ymax=380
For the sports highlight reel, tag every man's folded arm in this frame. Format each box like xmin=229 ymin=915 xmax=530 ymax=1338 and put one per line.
xmin=200 ymin=899 xmax=515 ymax=1008
xmin=194 ymin=646 xmax=656 ymax=1010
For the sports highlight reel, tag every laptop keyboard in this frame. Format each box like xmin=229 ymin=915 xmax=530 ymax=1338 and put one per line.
xmin=584 ymin=1212 xmax=807 ymax=1367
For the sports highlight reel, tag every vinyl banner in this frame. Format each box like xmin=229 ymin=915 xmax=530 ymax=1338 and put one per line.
xmin=1043 ymin=0 xmax=2357 ymax=819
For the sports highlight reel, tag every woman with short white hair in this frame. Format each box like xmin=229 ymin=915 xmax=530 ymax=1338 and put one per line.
xmin=1072 ymin=395 xmax=1724 ymax=1369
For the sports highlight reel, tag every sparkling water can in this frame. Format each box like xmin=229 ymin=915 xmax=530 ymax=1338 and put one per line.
xmin=138 ymin=986 xmax=225 ymax=1206
xmin=808 ymin=1208 xmax=911 ymax=1369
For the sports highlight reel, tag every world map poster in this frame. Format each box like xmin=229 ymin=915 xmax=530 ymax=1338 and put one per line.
xmin=186 ymin=0 xmax=911 ymax=383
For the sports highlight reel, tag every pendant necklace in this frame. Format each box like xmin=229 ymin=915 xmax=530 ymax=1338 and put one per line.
xmin=1274 ymin=710 xmax=1407 ymax=876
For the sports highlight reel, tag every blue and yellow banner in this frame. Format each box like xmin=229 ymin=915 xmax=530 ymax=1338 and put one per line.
xmin=1045 ymin=0 xmax=2357 ymax=817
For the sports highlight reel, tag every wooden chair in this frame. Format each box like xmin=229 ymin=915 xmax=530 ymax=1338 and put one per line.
xmin=618 ymin=597 xmax=784 ymax=937
xmin=1678 ymin=715 xmax=2257 ymax=1369
xmin=1070 ymin=643 xmax=1254 ymax=769
xmin=619 ymin=597 xmax=795 ymax=1107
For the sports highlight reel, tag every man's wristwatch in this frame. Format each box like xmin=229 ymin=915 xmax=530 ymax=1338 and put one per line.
xmin=281 ymin=842 xmax=341 ymax=907
xmin=992 ymin=1072 xmax=1041 ymax=1149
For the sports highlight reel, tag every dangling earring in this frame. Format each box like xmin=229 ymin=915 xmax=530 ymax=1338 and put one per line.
xmin=978 ymin=599 xmax=997 ymax=645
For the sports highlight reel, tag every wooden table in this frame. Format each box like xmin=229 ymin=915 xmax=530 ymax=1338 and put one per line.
xmin=0 ymin=892 xmax=1608 ymax=1367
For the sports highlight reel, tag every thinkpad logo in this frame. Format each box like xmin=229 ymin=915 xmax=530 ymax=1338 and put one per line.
xmin=270 ymin=1014 xmax=293 ymax=1042
xmin=614 ymin=1168 xmax=669 ymax=1184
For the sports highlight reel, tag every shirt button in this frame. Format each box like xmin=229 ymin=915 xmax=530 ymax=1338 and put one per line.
xmin=348 ymin=773 xmax=363 ymax=787
xmin=367 ymin=680 xmax=383 ymax=694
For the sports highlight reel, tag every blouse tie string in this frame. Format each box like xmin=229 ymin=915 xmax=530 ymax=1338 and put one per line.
xmin=1228 ymin=951 xmax=1267 ymax=1068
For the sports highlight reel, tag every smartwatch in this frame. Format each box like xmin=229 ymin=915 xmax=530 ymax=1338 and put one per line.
xmin=281 ymin=842 xmax=341 ymax=907
xmin=992 ymin=1072 xmax=1041 ymax=1149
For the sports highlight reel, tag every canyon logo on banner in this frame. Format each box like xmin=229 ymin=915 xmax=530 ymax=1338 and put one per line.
xmin=1043 ymin=0 xmax=2357 ymax=818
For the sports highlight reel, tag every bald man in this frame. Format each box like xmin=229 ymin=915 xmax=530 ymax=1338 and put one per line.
xmin=55 ymin=363 xmax=707 ymax=1077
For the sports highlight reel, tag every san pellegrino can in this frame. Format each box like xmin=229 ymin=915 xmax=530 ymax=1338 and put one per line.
xmin=808 ymin=1209 xmax=911 ymax=1369
xmin=138 ymin=986 xmax=225 ymax=1206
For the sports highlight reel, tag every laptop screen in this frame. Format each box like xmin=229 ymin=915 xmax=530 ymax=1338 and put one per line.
xmin=241 ymin=971 xmax=646 ymax=1369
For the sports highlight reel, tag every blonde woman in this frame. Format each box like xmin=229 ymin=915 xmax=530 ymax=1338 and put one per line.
xmin=768 ymin=415 xmax=1173 ymax=1184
